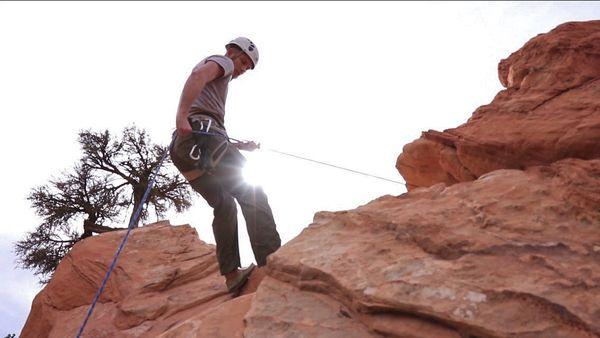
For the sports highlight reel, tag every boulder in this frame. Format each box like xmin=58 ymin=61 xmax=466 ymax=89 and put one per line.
xmin=20 ymin=221 xmax=257 ymax=338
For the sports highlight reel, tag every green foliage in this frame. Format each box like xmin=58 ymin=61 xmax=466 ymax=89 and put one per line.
xmin=15 ymin=125 xmax=192 ymax=283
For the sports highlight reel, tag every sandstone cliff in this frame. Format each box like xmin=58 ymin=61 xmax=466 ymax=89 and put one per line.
xmin=22 ymin=20 xmax=600 ymax=337
xmin=397 ymin=20 xmax=600 ymax=190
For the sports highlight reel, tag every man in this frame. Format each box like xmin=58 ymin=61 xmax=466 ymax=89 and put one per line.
xmin=170 ymin=37 xmax=281 ymax=294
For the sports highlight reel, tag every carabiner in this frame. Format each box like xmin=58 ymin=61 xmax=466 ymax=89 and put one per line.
xmin=189 ymin=144 xmax=201 ymax=160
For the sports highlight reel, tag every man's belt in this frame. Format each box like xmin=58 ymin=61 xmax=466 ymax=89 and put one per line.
xmin=182 ymin=114 xmax=229 ymax=181
xmin=188 ymin=113 xmax=227 ymax=136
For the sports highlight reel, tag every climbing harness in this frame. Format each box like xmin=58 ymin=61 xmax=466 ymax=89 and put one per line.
xmin=188 ymin=119 xmax=211 ymax=160
xmin=75 ymin=129 xmax=405 ymax=337
xmin=188 ymin=116 xmax=230 ymax=175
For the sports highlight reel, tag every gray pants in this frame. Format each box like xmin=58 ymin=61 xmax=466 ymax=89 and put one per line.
xmin=171 ymin=132 xmax=281 ymax=275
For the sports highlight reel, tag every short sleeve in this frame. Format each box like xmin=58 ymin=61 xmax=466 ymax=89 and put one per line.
xmin=201 ymin=55 xmax=234 ymax=79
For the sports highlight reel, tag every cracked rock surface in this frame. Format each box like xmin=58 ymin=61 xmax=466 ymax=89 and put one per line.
xmin=248 ymin=158 xmax=600 ymax=337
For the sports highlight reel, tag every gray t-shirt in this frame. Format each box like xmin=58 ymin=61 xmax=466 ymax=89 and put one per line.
xmin=189 ymin=55 xmax=234 ymax=129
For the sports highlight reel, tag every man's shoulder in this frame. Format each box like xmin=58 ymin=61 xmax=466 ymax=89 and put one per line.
xmin=196 ymin=55 xmax=234 ymax=78
xmin=205 ymin=54 xmax=233 ymax=63
xmin=204 ymin=55 xmax=233 ymax=68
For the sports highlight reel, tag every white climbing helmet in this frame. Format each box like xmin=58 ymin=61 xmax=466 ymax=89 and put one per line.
xmin=226 ymin=37 xmax=259 ymax=69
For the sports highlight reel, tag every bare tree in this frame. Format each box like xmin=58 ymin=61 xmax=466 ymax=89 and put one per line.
xmin=15 ymin=164 xmax=125 ymax=282
xmin=79 ymin=126 xmax=191 ymax=226
xmin=15 ymin=125 xmax=192 ymax=282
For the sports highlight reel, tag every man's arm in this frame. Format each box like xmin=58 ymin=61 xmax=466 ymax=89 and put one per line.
xmin=176 ymin=61 xmax=225 ymax=136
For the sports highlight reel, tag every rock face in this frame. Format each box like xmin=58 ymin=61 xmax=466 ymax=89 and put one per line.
xmin=248 ymin=158 xmax=600 ymax=337
xmin=397 ymin=20 xmax=600 ymax=190
xmin=22 ymin=20 xmax=600 ymax=338
xmin=20 ymin=221 xmax=264 ymax=338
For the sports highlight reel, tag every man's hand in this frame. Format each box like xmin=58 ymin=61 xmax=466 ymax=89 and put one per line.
xmin=235 ymin=141 xmax=260 ymax=152
xmin=176 ymin=116 xmax=193 ymax=137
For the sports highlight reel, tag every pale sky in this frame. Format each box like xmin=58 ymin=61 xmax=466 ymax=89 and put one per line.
xmin=1 ymin=1 xmax=598 ymax=335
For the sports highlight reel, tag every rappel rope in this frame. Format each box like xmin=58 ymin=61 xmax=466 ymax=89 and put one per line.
xmin=75 ymin=130 xmax=404 ymax=336
xmin=75 ymin=136 xmax=175 ymax=338
xmin=192 ymin=124 xmax=405 ymax=185
xmin=264 ymin=148 xmax=405 ymax=185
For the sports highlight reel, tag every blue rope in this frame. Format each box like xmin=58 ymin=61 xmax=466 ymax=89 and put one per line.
xmin=75 ymin=136 xmax=175 ymax=338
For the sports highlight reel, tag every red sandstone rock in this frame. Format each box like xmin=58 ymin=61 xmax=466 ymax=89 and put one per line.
xmin=397 ymin=21 xmax=600 ymax=190
xmin=159 ymin=294 xmax=254 ymax=338
xmin=247 ymin=158 xmax=600 ymax=337
xmin=20 ymin=221 xmax=253 ymax=338
xmin=239 ymin=265 xmax=267 ymax=296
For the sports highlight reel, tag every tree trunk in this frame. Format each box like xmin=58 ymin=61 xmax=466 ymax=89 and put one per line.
xmin=85 ymin=222 xmax=125 ymax=234
xmin=81 ymin=217 xmax=98 ymax=239
xmin=82 ymin=219 xmax=124 ymax=239
xmin=129 ymin=185 xmax=146 ymax=228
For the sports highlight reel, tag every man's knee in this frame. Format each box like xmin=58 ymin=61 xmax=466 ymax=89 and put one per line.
xmin=189 ymin=177 xmax=235 ymax=214
xmin=215 ymin=196 xmax=237 ymax=218
xmin=234 ymin=184 xmax=270 ymax=207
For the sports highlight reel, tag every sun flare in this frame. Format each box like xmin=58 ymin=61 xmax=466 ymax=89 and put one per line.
xmin=243 ymin=150 xmax=268 ymax=186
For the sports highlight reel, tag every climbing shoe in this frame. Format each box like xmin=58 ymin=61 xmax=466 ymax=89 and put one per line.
xmin=226 ymin=264 xmax=256 ymax=295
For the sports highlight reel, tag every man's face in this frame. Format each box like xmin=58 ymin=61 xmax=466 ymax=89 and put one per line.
xmin=232 ymin=52 xmax=253 ymax=79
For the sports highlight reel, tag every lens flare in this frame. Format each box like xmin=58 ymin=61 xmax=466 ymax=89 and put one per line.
xmin=243 ymin=151 xmax=266 ymax=186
